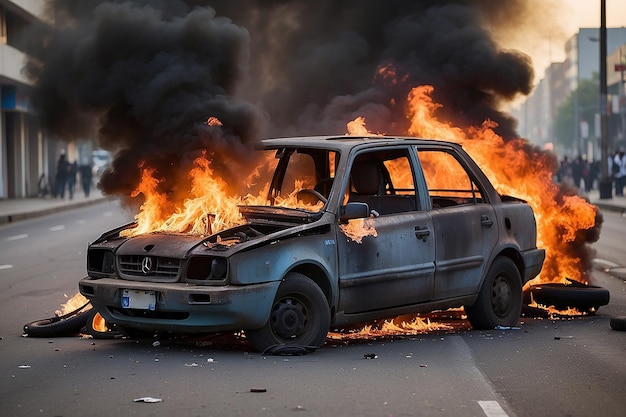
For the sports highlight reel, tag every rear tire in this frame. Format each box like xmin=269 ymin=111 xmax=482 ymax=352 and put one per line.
xmin=245 ymin=272 xmax=330 ymax=353
xmin=465 ymin=257 xmax=522 ymax=329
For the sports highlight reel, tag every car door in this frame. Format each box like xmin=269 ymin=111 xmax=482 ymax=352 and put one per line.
xmin=336 ymin=148 xmax=435 ymax=314
xmin=416 ymin=148 xmax=498 ymax=300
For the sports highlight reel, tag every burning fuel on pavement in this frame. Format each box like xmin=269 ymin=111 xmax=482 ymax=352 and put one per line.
xmin=22 ymin=1 xmax=607 ymax=343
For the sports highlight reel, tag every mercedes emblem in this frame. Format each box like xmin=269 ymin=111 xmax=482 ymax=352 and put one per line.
xmin=141 ymin=257 xmax=153 ymax=274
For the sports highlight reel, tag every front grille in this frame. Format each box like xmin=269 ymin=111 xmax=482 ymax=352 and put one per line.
xmin=118 ymin=255 xmax=181 ymax=281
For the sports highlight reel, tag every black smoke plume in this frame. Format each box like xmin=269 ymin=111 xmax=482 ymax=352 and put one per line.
xmin=25 ymin=0 xmax=537 ymax=202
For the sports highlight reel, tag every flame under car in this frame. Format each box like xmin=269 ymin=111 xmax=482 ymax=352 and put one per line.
xmin=79 ymin=136 xmax=545 ymax=352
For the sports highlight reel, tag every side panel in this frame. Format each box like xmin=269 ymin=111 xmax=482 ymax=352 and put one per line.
xmin=229 ymin=230 xmax=338 ymax=294
xmin=336 ymin=211 xmax=435 ymax=313
xmin=430 ymin=204 xmax=498 ymax=299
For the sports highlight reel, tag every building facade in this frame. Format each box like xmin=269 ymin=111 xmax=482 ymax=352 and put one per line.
xmin=518 ymin=27 xmax=626 ymax=160
xmin=0 ymin=0 xmax=95 ymax=199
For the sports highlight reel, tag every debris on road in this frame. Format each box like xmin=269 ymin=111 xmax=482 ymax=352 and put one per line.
xmin=133 ymin=397 xmax=162 ymax=403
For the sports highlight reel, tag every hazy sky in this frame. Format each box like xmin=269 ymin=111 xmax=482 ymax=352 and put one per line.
xmin=526 ymin=0 xmax=626 ymax=79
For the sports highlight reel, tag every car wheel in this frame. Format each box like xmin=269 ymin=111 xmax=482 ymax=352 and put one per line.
xmin=245 ymin=272 xmax=331 ymax=353
xmin=465 ymin=256 xmax=522 ymax=329
xmin=23 ymin=309 xmax=91 ymax=338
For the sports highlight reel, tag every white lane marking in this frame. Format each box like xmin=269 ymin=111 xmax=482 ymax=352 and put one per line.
xmin=6 ymin=234 xmax=28 ymax=241
xmin=50 ymin=225 xmax=65 ymax=232
xmin=0 ymin=264 xmax=13 ymax=270
xmin=103 ymin=211 xmax=113 ymax=217
xmin=478 ymin=400 xmax=509 ymax=417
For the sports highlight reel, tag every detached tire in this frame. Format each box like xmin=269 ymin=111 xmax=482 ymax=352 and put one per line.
xmin=465 ymin=257 xmax=522 ymax=329
xmin=245 ymin=272 xmax=330 ymax=353
xmin=23 ymin=310 xmax=90 ymax=338
xmin=526 ymin=280 xmax=609 ymax=313
xmin=610 ymin=316 xmax=626 ymax=331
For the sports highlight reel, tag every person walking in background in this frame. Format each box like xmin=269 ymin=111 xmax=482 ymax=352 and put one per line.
xmin=80 ymin=159 xmax=93 ymax=197
xmin=55 ymin=152 xmax=69 ymax=198
xmin=67 ymin=160 xmax=78 ymax=199
xmin=614 ymin=150 xmax=625 ymax=197
xmin=572 ymin=156 xmax=583 ymax=191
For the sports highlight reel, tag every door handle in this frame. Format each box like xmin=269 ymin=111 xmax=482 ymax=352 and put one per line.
xmin=414 ymin=226 xmax=430 ymax=240
xmin=481 ymin=215 xmax=493 ymax=228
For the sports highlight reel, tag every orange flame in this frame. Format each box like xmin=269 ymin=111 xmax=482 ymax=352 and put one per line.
xmin=123 ymin=151 xmax=323 ymax=237
xmin=403 ymin=85 xmax=597 ymax=285
xmin=57 ymin=293 xmax=90 ymax=316
xmin=339 ymin=218 xmax=378 ymax=243
xmin=328 ymin=315 xmax=453 ymax=341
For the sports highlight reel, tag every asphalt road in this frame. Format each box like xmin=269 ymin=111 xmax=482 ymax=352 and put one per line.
xmin=0 ymin=201 xmax=625 ymax=417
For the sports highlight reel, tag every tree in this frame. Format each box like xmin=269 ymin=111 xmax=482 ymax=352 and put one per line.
xmin=553 ymin=74 xmax=599 ymax=153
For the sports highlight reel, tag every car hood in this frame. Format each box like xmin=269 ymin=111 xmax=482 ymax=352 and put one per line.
xmin=115 ymin=233 xmax=208 ymax=258
xmin=96 ymin=205 xmax=329 ymax=258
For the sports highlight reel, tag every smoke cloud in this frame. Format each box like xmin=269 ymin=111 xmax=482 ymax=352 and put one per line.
xmin=25 ymin=0 xmax=542 ymax=199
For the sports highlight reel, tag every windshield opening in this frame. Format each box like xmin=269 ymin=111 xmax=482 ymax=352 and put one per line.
xmin=244 ymin=148 xmax=338 ymax=213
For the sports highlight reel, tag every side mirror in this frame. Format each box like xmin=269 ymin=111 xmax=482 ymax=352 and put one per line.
xmin=340 ymin=202 xmax=370 ymax=222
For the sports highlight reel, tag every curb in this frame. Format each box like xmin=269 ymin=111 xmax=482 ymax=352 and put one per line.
xmin=0 ymin=197 xmax=109 ymax=225
xmin=592 ymin=201 xmax=626 ymax=215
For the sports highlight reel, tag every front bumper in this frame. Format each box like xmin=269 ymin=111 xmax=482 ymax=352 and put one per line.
xmin=79 ymin=277 xmax=280 ymax=333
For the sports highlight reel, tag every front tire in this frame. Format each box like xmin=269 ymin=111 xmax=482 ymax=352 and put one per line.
xmin=245 ymin=272 xmax=330 ymax=353
xmin=465 ymin=257 xmax=522 ymax=329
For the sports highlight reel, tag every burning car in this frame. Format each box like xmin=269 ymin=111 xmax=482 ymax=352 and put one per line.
xmin=79 ymin=136 xmax=545 ymax=352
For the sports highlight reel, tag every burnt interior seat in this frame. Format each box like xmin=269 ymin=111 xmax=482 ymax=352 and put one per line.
xmin=349 ymin=160 xmax=415 ymax=215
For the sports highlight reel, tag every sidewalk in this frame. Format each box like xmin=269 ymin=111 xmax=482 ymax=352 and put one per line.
xmin=0 ymin=188 xmax=109 ymax=225
xmin=0 ymin=187 xmax=624 ymax=226
xmin=584 ymin=189 xmax=626 ymax=215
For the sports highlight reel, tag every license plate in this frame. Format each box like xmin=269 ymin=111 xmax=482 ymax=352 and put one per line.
xmin=121 ymin=289 xmax=156 ymax=310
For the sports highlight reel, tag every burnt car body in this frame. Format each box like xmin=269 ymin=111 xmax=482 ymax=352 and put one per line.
xmin=79 ymin=136 xmax=545 ymax=351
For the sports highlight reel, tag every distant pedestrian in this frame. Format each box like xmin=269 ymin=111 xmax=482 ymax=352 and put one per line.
xmin=572 ymin=156 xmax=583 ymax=191
xmin=80 ymin=161 xmax=93 ymax=197
xmin=616 ymin=150 xmax=626 ymax=197
xmin=67 ymin=160 xmax=78 ymax=199
xmin=558 ymin=156 xmax=572 ymax=185
xmin=581 ymin=157 xmax=591 ymax=192
xmin=55 ymin=153 xmax=69 ymax=198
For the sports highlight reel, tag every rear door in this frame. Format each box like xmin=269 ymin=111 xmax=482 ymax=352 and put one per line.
xmin=415 ymin=148 xmax=498 ymax=299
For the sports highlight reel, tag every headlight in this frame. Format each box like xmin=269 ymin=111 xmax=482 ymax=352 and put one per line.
xmin=186 ymin=256 xmax=228 ymax=281
xmin=211 ymin=258 xmax=227 ymax=279
xmin=87 ymin=249 xmax=115 ymax=274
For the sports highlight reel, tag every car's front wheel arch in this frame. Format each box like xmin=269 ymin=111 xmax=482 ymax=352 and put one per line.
xmin=245 ymin=271 xmax=331 ymax=353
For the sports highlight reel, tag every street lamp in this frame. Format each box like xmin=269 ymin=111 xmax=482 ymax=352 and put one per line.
xmin=598 ymin=0 xmax=612 ymax=199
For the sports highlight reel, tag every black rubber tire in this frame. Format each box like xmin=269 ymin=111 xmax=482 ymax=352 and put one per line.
xmin=609 ymin=316 xmax=626 ymax=331
xmin=245 ymin=272 xmax=331 ymax=353
xmin=23 ymin=310 xmax=91 ymax=338
xmin=84 ymin=309 xmax=121 ymax=339
xmin=526 ymin=281 xmax=610 ymax=313
xmin=465 ymin=257 xmax=522 ymax=330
